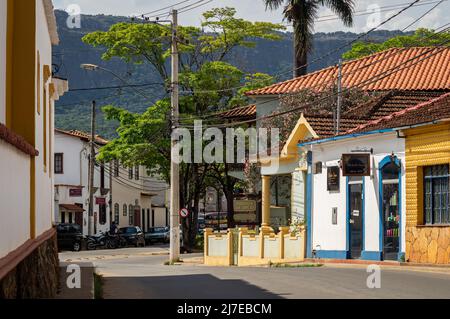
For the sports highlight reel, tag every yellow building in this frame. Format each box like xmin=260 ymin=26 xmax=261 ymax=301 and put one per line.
xmin=0 ymin=0 xmax=68 ymax=298
xmin=404 ymin=122 xmax=450 ymax=264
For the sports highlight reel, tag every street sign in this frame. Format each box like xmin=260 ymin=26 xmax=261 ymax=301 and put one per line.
xmin=179 ymin=208 xmax=189 ymax=218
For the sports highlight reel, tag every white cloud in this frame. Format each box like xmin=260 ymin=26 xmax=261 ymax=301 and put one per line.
xmin=53 ymin=0 xmax=449 ymax=33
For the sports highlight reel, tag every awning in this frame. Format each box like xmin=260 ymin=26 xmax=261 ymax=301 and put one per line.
xmin=59 ymin=204 xmax=85 ymax=213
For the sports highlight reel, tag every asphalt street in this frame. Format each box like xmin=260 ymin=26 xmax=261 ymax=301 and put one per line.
xmin=59 ymin=246 xmax=450 ymax=299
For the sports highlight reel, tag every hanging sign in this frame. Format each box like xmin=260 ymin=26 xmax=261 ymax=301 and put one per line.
xmin=327 ymin=166 xmax=340 ymax=191
xmin=342 ymin=153 xmax=371 ymax=176
xmin=179 ymin=208 xmax=190 ymax=218
xmin=69 ymin=188 xmax=82 ymax=197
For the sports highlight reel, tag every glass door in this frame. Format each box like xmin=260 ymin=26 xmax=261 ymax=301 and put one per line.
xmin=349 ymin=178 xmax=363 ymax=259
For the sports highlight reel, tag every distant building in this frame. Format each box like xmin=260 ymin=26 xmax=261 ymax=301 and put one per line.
xmin=0 ymin=0 xmax=68 ymax=298
xmin=54 ymin=129 xmax=169 ymax=234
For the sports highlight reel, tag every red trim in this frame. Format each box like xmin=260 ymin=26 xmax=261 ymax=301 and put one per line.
xmin=0 ymin=123 xmax=38 ymax=156
xmin=0 ymin=228 xmax=56 ymax=281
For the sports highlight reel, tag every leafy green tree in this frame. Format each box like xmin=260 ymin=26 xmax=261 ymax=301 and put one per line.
xmin=343 ymin=28 xmax=450 ymax=60
xmin=264 ymin=0 xmax=354 ymax=77
xmin=83 ymin=7 xmax=284 ymax=248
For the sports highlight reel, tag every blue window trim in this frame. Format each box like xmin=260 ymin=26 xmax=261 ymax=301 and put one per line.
xmin=346 ymin=176 xmax=365 ymax=259
xmin=306 ymin=151 xmax=313 ymax=258
xmin=378 ymin=155 xmax=403 ymax=261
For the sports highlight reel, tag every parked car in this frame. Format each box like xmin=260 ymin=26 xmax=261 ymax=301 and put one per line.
xmin=56 ymin=223 xmax=85 ymax=252
xmin=119 ymin=226 xmax=145 ymax=247
xmin=145 ymin=227 xmax=169 ymax=245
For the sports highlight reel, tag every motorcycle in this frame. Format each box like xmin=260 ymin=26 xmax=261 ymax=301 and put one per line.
xmin=86 ymin=231 xmax=117 ymax=250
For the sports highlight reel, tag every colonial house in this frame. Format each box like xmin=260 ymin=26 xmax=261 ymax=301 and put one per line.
xmin=243 ymin=47 xmax=450 ymax=262
xmin=54 ymin=129 xmax=111 ymax=236
xmin=54 ymin=129 xmax=169 ymax=234
xmin=0 ymin=0 xmax=68 ymax=298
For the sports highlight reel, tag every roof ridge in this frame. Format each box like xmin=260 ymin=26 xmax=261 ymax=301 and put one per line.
xmin=346 ymin=92 xmax=450 ymax=134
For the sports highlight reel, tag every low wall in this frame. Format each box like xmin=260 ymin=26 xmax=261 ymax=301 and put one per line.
xmin=204 ymin=227 xmax=305 ymax=267
xmin=204 ymin=229 xmax=232 ymax=266
xmin=0 ymin=231 xmax=59 ymax=298
xmin=405 ymin=226 xmax=450 ymax=264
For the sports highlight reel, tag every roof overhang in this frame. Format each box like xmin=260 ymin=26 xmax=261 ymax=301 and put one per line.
xmin=43 ymin=0 xmax=59 ymax=45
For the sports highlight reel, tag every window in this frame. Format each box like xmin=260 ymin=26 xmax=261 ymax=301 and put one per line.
xmin=54 ymin=153 xmax=63 ymax=174
xmin=114 ymin=203 xmax=120 ymax=223
xmin=114 ymin=160 xmax=120 ymax=177
xmin=135 ymin=166 xmax=140 ymax=180
xmin=99 ymin=204 xmax=107 ymax=225
xmin=100 ymin=164 xmax=105 ymax=189
xmin=128 ymin=167 xmax=133 ymax=179
xmin=123 ymin=204 xmax=128 ymax=216
xmin=424 ymin=165 xmax=449 ymax=225
xmin=129 ymin=204 xmax=134 ymax=226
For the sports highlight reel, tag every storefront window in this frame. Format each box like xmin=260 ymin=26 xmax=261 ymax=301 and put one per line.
xmin=114 ymin=203 xmax=120 ymax=223
xmin=99 ymin=204 xmax=107 ymax=225
xmin=424 ymin=165 xmax=449 ymax=225
xmin=129 ymin=204 xmax=134 ymax=226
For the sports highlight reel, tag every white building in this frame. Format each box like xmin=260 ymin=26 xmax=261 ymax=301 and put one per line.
xmin=54 ymin=129 xmax=111 ymax=235
xmin=0 ymin=0 xmax=68 ymax=298
xmin=54 ymin=129 xmax=169 ymax=234
xmin=111 ymin=162 xmax=169 ymax=231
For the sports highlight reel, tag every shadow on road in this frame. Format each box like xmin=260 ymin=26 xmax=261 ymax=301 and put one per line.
xmin=104 ymin=274 xmax=284 ymax=299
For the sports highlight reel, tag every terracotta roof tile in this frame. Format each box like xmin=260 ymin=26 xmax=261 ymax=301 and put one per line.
xmin=55 ymin=129 xmax=109 ymax=145
xmin=346 ymin=92 xmax=450 ymax=134
xmin=247 ymin=47 xmax=450 ymax=95
xmin=219 ymin=104 xmax=256 ymax=120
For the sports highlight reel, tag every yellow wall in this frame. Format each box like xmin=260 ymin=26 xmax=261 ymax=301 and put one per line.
xmin=404 ymin=122 xmax=450 ymax=264
xmin=405 ymin=122 xmax=450 ymax=226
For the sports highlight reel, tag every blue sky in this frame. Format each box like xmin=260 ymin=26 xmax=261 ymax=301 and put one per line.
xmin=53 ymin=0 xmax=449 ymax=33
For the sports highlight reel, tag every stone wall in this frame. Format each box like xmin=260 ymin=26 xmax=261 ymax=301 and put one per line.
xmin=405 ymin=227 xmax=450 ymax=264
xmin=0 ymin=234 xmax=59 ymax=298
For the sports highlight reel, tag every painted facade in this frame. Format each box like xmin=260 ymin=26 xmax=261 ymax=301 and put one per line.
xmin=301 ymin=132 xmax=406 ymax=261
xmin=54 ymin=130 xmax=111 ymax=236
xmin=0 ymin=0 xmax=68 ymax=298
xmin=404 ymin=123 xmax=450 ymax=264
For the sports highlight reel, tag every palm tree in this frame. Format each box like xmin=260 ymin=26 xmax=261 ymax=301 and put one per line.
xmin=264 ymin=0 xmax=355 ymax=77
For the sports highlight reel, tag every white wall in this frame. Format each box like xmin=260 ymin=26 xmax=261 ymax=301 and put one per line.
xmin=0 ymin=140 xmax=31 ymax=258
xmin=54 ymin=132 xmax=112 ymax=235
xmin=0 ymin=0 xmax=6 ymax=124
xmin=310 ymin=132 xmax=406 ymax=255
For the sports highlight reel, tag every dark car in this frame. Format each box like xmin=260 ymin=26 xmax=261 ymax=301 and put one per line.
xmin=145 ymin=227 xmax=169 ymax=245
xmin=56 ymin=223 xmax=85 ymax=252
xmin=119 ymin=226 xmax=145 ymax=247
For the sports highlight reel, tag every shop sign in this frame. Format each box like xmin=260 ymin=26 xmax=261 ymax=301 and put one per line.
xmin=342 ymin=153 xmax=371 ymax=176
xmin=234 ymin=200 xmax=256 ymax=212
xmin=95 ymin=197 xmax=106 ymax=205
xmin=327 ymin=166 xmax=340 ymax=191
xmin=69 ymin=188 xmax=82 ymax=197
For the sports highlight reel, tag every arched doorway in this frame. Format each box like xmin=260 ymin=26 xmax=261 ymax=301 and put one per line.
xmin=379 ymin=156 xmax=401 ymax=261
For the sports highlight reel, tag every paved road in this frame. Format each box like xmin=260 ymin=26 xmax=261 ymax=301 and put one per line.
xmin=60 ymin=247 xmax=450 ymax=299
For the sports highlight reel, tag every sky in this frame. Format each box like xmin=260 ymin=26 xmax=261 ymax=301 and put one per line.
xmin=53 ymin=0 xmax=449 ymax=33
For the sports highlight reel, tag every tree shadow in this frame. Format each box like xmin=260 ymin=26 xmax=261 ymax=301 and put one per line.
xmin=103 ymin=274 xmax=284 ymax=299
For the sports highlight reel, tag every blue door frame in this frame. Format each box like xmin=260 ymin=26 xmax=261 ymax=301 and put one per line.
xmin=347 ymin=177 xmax=366 ymax=259
xmin=378 ymin=155 xmax=404 ymax=261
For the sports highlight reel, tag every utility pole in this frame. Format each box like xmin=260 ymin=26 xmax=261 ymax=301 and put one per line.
xmin=88 ymin=100 xmax=96 ymax=236
xmin=336 ymin=59 xmax=343 ymax=135
xmin=169 ymin=9 xmax=180 ymax=262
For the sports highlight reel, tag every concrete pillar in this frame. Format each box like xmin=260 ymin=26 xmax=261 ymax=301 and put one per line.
xmin=261 ymin=175 xmax=271 ymax=228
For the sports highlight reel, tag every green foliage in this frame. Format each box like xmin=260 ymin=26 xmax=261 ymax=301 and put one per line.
xmin=343 ymin=28 xmax=450 ymax=60
xmin=229 ymin=73 xmax=275 ymax=107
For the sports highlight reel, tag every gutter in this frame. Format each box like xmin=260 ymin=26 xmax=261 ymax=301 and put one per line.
xmin=297 ymin=118 xmax=450 ymax=148
xmin=297 ymin=129 xmax=394 ymax=147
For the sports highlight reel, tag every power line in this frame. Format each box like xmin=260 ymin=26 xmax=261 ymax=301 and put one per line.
xmin=402 ymin=0 xmax=445 ymax=31
xmin=69 ymin=82 xmax=165 ymax=92
xmin=141 ymin=0 xmax=193 ymax=16
xmin=179 ymin=40 xmax=450 ymax=130
xmin=175 ymin=23 xmax=450 ymax=123
xmin=174 ymin=0 xmax=423 ymax=96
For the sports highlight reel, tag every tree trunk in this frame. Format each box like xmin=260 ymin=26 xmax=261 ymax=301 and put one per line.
xmin=293 ymin=26 xmax=308 ymax=78
xmin=225 ymin=188 xmax=236 ymax=229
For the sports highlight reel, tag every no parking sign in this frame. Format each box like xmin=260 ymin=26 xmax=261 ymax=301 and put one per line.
xmin=179 ymin=208 xmax=189 ymax=218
